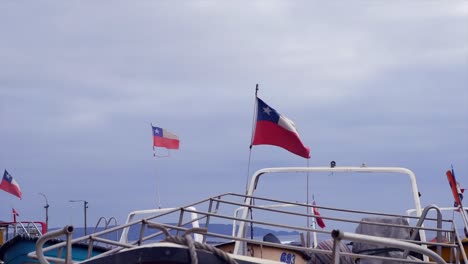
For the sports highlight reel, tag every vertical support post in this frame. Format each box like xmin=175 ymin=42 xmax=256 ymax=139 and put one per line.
xmin=84 ymin=201 xmax=88 ymax=235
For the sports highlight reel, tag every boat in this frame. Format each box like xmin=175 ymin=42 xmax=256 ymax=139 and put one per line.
xmin=0 ymin=218 xmax=108 ymax=264
xmin=407 ymin=206 xmax=468 ymax=263
xmin=0 ymin=220 xmax=46 ymax=264
xmin=29 ymin=166 xmax=468 ymax=264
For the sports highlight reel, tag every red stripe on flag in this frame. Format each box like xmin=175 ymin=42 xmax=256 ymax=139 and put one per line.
xmin=312 ymin=202 xmax=326 ymax=228
xmin=153 ymin=136 xmax=180 ymax=149
xmin=253 ymin=121 xmax=310 ymax=158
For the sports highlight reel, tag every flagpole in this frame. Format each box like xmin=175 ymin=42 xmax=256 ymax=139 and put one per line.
xmin=240 ymin=84 xmax=259 ymax=248
xmin=12 ymin=208 xmax=18 ymax=222
xmin=446 ymin=166 xmax=468 ymax=235
xmin=151 ymin=123 xmax=162 ymax=209
xmin=451 ymin=165 xmax=468 ymax=235
xmin=312 ymin=194 xmax=318 ymax=248
xmin=246 ymin=84 xmax=259 ymax=191
xmin=154 ymin=163 xmax=162 ymax=209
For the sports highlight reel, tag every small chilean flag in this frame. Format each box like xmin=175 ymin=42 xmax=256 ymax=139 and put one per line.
xmin=0 ymin=170 xmax=22 ymax=199
xmin=312 ymin=200 xmax=326 ymax=228
xmin=12 ymin=208 xmax=19 ymax=222
xmin=152 ymin=126 xmax=180 ymax=150
xmin=447 ymin=167 xmax=463 ymax=208
xmin=252 ymin=97 xmax=310 ymax=159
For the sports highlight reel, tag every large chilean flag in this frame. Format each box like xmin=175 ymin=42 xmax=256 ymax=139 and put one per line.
xmin=252 ymin=97 xmax=310 ymax=159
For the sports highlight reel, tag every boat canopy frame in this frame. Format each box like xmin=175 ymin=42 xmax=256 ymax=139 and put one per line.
xmin=234 ymin=166 xmax=423 ymax=255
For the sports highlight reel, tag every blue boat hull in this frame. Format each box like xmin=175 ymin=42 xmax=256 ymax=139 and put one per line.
xmin=0 ymin=235 xmax=108 ymax=264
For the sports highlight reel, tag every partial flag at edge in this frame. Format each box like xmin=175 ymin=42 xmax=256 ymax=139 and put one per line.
xmin=447 ymin=167 xmax=463 ymax=208
xmin=454 ymin=188 xmax=465 ymax=207
xmin=252 ymin=97 xmax=310 ymax=159
xmin=312 ymin=200 xmax=326 ymax=229
xmin=0 ymin=170 xmax=22 ymax=199
xmin=152 ymin=125 xmax=180 ymax=150
xmin=12 ymin=208 xmax=19 ymax=222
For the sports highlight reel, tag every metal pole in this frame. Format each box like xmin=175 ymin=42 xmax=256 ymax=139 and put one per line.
xmin=69 ymin=199 xmax=88 ymax=236
xmin=34 ymin=226 xmax=74 ymax=264
xmin=39 ymin=193 xmax=49 ymax=231
xmin=84 ymin=201 xmax=88 ymax=235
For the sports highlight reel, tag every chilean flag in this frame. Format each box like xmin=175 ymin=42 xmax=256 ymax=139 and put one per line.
xmin=12 ymin=208 xmax=19 ymax=222
xmin=152 ymin=126 xmax=180 ymax=150
xmin=0 ymin=170 xmax=22 ymax=199
xmin=447 ymin=167 xmax=464 ymax=208
xmin=252 ymin=97 xmax=310 ymax=159
xmin=312 ymin=200 xmax=326 ymax=228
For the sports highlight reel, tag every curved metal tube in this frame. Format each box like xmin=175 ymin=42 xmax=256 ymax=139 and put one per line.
xmin=106 ymin=217 xmax=118 ymax=228
xmin=106 ymin=217 xmax=119 ymax=241
xmin=403 ymin=204 xmax=443 ymax=258
xmin=93 ymin=217 xmax=107 ymax=233
xmin=35 ymin=225 xmax=74 ymax=264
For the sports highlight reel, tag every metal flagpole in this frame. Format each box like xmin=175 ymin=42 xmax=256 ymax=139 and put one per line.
xmin=246 ymin=84 xmax=259 ymax=192
xmin=154 ymin=161 xmax=161 ymax=209
xmin=312 ymin=195 xmax=318 ymax=248
xmin=450 ymin=166 xmax=468 ymax=235
xmin=151 ymin=123 xmax=162 ymax=209
xmin=241 ymin=84 xmax=259 ymax=245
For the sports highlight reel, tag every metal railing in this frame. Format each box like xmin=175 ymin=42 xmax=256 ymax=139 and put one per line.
xmin=28 ymin=192 xmax=467 ymax=264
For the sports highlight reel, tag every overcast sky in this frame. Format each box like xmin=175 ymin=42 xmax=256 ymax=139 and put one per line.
xmin=1 ymin=1 xmax=467 ymax=230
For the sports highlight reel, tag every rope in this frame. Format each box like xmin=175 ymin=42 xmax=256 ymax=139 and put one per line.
xmin=164 ymin=235 xmax=238 ymax=264
xmin=148 ymin=223 xmax=238 ymax=264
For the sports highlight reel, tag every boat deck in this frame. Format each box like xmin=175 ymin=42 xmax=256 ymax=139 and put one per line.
xmin=30 ymin=192 xmax=467 ymax=264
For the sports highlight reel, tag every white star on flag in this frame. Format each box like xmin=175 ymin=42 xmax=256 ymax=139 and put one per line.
xmin=263 ymin=106 xmax=272 ymax=115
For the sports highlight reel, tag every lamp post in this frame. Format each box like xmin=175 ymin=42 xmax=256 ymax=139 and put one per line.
xmin=38 ymin=193 xmax=49 ymax=231
xmin=69 ymin=199 xmax=88 ymax=235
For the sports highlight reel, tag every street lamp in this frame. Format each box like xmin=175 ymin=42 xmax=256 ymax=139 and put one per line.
xmin=69 ymin=199 xmax=88 ymax=235
xmin=38 ymin=193 xmax=49 ymax=231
